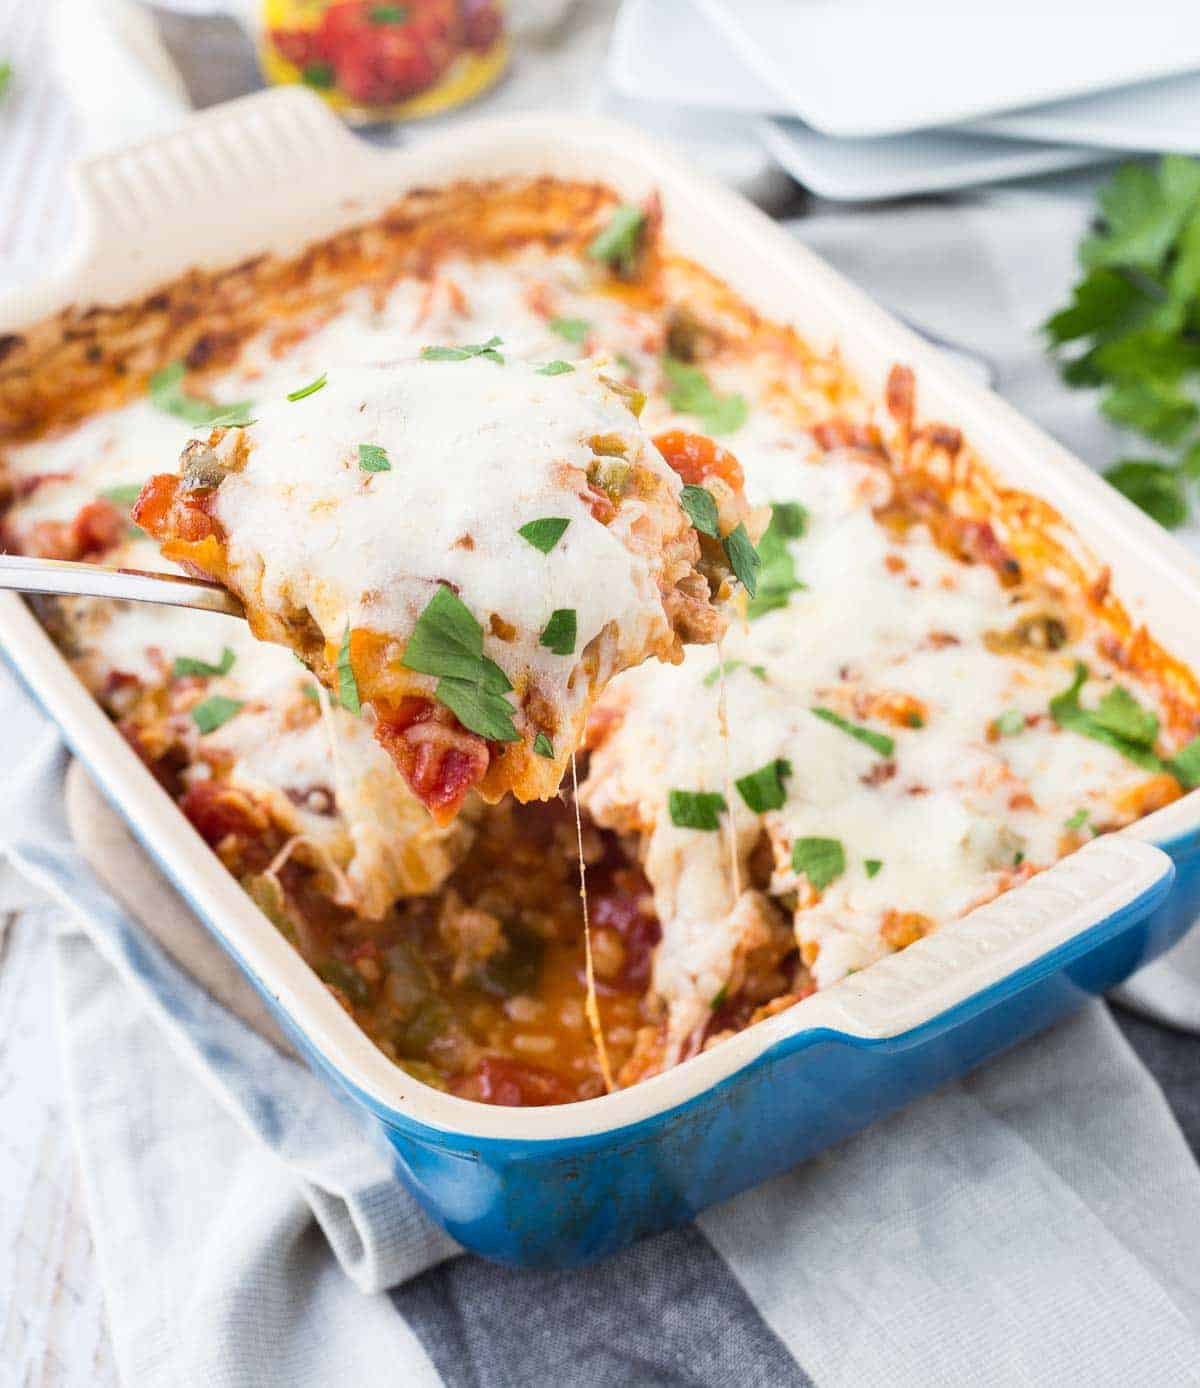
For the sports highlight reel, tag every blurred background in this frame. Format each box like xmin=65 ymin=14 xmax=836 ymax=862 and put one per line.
xmin=10 ymin=0 xmax=1200 ymax=285
xmin=8 ymin=0 xmax=1200 ymax=538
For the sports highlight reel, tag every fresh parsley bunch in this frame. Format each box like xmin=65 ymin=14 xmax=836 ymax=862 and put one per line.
xmin=1045 ymin=155 xmax=1200 ymax=528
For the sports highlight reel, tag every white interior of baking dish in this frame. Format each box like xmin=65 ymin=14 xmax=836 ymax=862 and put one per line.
xmin=0 ymin=87 xmax=1195 ymax=1141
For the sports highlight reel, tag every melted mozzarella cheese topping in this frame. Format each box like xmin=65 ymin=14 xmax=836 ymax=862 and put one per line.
xmin=3 ymin=243 xmax=1183 ymax=1046
xmin=582 ymin=430 xmax=1161 ymax=1056
xmin=201 ymin=689 xmax=473 ymax=917
xmin=2 ymin=252 xmax=696 ymax=919
xmin=212 ymin=358 xmax=686 ymax=718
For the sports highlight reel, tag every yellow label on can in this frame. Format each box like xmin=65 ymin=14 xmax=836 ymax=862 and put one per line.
xmin=259 ymin=1 xmax=508 ymax=123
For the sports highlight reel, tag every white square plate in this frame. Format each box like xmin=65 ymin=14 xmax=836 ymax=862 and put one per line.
xmin=611 ymin=0 xmax=1114 ymax=201
xmin=759 ymin=117 xmax=1110 ymax=203
xmin=972 ymin=71 xmax=1200 ymax=155
xmin=608 ymin=0 xmax=768 ymax=113
xmin=695 ymin=0 xmax=1200 ymax=138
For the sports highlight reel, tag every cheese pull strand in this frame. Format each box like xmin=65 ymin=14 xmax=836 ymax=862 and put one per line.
xmin=715 ymin=633 xmax=742 ymax=907
xmin=573 ymin=751 xmax=615 ymax=1093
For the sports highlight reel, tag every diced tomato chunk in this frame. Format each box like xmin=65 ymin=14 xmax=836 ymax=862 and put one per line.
xmin=462 ymin=0 xmax=503 ymax=51
xmin=653 ymin=429 xmax=745 ymax=491
xmin=24 ymin=499 xmax=126 ymax=561
xmin=957 ymin=518 xmax=1020 ymax=579
xmin=130 ymin=473 xmax=181 ymax=533
xmin=581 ymin=484 xmax=618 ymax=525
xmin=269 ymin=28 xmax=317 ymax=66
xmin=179 ymin=780 xmax=267 ymax=847
xmin=74 ymin=500 xmax=126 ymax=555
xmin=133 ymin=473 xmax=220 ymax=545
xmin=295 ymin=0 xmax=470 ymax=107
xmin=375 ymin=701 xmax=491 ymax=824
xmin=591 ymin=875 xmax=660 ymax=993
xmin=451 ymin=1056 xmax=575 ymax=1107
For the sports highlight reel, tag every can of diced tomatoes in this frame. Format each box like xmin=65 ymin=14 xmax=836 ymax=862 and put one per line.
xmin=258 ymin=1 xmax=509 ymax=124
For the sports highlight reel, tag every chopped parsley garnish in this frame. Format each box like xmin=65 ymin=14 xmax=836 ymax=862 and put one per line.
xmin=702 ymin=659 xmax=767 ymax=688
xmin=865 ymin=859 xmax=883 ymax=878
xmin=747 ymin=501 xmax=807 ymax=619
xmin=791 ymin=837 xmax=845 ymax=892
xmin=99 ymin=483 xmax=143 ymax=507
xmin=302 ymin=63 xmax=335 ymax=88
xmin=302 ymin=684 xmax=321 ymax=704
xmin=148 ymin=362 xmax=253 ymax=428
xmin=550 ymin=317 xmax=590 ymax=343
xmin=994 ymin=709 xmax=1026 ymax=737
xmin=540 ymin=608 xmax=577 ymax=656
xmin=1170 ymin=735 xmax=1200 ymax=788
xmin=661 ymin=356 xmax=748 ymax=435
xmin=287 ymin=373 xmax=327 ymax=402
xmin=668 ymin=789 xmax=727 ymax=831
xmin=1103 ymin=461 xmax=1189 ymax=529
xmin=1092 ymin=684 xmax=1159 ymax=744
xmin=336 ymin=623 xmax=361 ymax=715
xmin=401 ymin=586 xmax=519 ymax=743
xmin=173 ymin=647 xmax=235 ymax=679
xmin=421 ymin=336 xmax=504 ymax=365
xmin=0 ymin=63 xmax=12 ymax=100
xmin=1050 ymin=668 xmax=1200 ymax=785
xmin=518 ymin=517 xmax=570 ymax=553
xmin=811 ymin=706 xmax=895 ymax=758
xmin=1049 ymin=662 xmax=1163 ymax=771
xmin=1043 ymin=156 xmax=1200 ymax=527
xmin=433 ymin=676 xmax=516 ymax=743
xmin=680 ymin=484 xmax=719 ymax=537
xmin=735 ymin=758 xmax=792 ymax=814
xmin=587 ymin=205 xmax=646 ymax=275
xmin=1013 ymin=850 xmax=1026 ymax=867
xmin=536 ymin=360 xmax=575 ymax=376
xmin=191 ymin=695 xmax=244 ymax=734
xmin=358 ymin=444 xmax=391 ymax=473
xmin=710 ymin=985 xmax=728 ymax=1011
xmin=722 ymin=523 xmax=761 ymax=598
xmin=533 ymin=732 xmax=555 ymax=758
xmin=682 ymin=485 xmax=761 ymax=593
xmin=369 ymin=4 xmax=408 ymax=20
xmin=209 ymin=404 xmax=256 ymax=428
xmin=1064 ymin=808 xmax=1090 ymax=831
xmin=404 ymin=586 xmax=503 ymax=681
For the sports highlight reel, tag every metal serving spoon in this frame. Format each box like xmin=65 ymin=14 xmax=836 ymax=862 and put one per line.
xmin=0 ymin=554 xmax=245 ymax=617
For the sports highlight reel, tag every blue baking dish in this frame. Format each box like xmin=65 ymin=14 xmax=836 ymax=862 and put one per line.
xmin=2 ymin=89 xmax=1200 ymax=1267
xmin=318 ymin=834 xmax=1188 ymax=1267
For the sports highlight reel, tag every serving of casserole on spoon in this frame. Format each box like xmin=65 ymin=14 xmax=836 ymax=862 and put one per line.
xmin=127 ymin=352 xmax=764 ymax=824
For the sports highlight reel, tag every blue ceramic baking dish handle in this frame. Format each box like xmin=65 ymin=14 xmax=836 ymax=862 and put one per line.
xmin=326 ymin=835 xmax=1183 ymax=1267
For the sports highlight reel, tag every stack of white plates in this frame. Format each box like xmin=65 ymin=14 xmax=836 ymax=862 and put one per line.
xmin=604 ymin=0 xmax=1200 ymax=200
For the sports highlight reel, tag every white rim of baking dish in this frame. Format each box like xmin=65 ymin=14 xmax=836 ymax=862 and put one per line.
xmin=0 ymin=87 xmax=1195 ymax=1143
